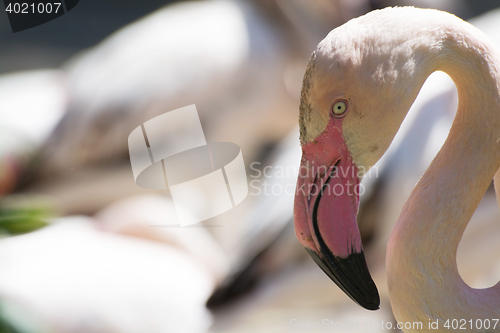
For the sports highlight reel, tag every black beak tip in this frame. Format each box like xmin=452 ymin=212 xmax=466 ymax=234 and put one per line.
xmin=305 ymin=247 xmax=380 ymax=311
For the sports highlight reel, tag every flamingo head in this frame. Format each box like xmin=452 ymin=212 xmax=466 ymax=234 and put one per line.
xmin=294 ymin=10 xmax=426 ymax=311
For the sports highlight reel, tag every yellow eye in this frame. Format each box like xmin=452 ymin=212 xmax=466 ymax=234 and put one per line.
xmin=332 ymin=100 xmax=347 ymax=115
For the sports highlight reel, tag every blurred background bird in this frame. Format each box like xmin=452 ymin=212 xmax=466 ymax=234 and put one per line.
xmin=0 ymin=0 xmax=499 ymax=332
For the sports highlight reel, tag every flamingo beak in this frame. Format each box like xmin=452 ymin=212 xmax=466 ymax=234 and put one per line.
xmin=294 ymin=153 xmax=380 ymax=310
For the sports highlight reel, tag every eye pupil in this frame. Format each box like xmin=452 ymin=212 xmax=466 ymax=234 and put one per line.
xmin=332 ymin=100 xmax=348 ymax=116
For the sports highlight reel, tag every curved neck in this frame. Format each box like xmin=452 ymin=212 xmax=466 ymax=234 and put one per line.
xmin=387 ymin=20 xmax=500 ymax=321
xmin=413 ymin=28 xmax=500 ymax=259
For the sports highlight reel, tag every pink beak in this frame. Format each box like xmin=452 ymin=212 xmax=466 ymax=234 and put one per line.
xmin=294 ymin=117 xmax=380 ymax=310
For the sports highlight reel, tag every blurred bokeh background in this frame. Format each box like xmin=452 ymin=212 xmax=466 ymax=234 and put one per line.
xmin=1 ymin=0 xmax=500 ymax=332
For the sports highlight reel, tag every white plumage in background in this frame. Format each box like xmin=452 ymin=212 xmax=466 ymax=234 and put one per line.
xmin=0 ymin=196 xmax=224 ymax=333
xmin=0 ymin=70 xmax=66 ymax=194
xmin=39 ymin=0 xmax=289 ymax=176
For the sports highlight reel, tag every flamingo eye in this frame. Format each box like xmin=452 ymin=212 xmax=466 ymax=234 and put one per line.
xmin=332 ymin=100 xmax=348 ymax=116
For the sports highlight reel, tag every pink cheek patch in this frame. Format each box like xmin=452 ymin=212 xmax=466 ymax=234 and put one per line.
xmin=314 ymin=158 xmax=363 ymax=258
xmin=294 ymin=113 xmax=364 ymax=258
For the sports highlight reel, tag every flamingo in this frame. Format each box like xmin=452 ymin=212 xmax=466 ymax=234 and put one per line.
xmin=293 ymin=6 xmax=500 ymax=331
xmin=208 ymin=8 xmax=500 ymax=309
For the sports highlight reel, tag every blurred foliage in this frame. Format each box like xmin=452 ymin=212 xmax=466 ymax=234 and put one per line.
xmin=0 ymin=203 xmax=50 ymax=333
xmin=0 ymin=202 xmax=49 ymax=236
xmin=0 ymin=314 xmax=24 ymax=333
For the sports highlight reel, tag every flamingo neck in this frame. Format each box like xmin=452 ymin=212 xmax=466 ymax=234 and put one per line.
xmin=387 ymin=21 xmax=500 ymax=322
